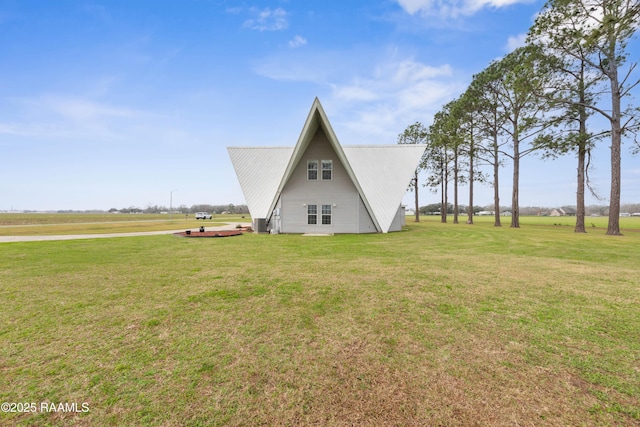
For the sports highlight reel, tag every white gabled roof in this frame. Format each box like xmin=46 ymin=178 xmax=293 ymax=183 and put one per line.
xmin=226 ymin=146 xmax=293 ymax=219
xmin=343 ymin=145 xmax=425 ymax=233
xmin=227 ymin=98 xmax=425 ymax=232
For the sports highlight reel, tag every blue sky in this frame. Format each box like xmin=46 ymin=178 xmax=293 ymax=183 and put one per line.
xmin=1 ymin=0 xmax=639 ymax=211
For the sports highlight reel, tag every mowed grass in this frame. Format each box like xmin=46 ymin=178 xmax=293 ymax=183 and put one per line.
xmin=0 ymin=218 xmax=638 ymax=426
xmin=0 ymin=213 xmax=250 ymax=236
xmin=0 ymin=213 xmax=169 ymax=225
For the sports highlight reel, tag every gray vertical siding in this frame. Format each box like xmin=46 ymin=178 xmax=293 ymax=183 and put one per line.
xmin=358 ymin=195 xmax=377 ymax=233
xmin=388 ymin=205 xmax=405 ymax=232
xmin=280 ymin=128 xmax=372 ymax=233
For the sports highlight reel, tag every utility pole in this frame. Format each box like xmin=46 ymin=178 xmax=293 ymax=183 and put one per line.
xmin=170 ymin=189 xmax=177 ymax=220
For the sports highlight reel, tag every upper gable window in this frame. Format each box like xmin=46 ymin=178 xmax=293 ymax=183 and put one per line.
xmin=307 ymin=160 xmax=318 ymax=180
xmin=321 ymin=160 xmax=332 ymax=180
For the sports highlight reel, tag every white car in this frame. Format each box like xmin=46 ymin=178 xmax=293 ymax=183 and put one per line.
xmin=195 ymin=212 xmax=212 ymax=220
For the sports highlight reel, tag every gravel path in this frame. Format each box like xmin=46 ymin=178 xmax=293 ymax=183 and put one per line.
xmin=0 ymin=223 xmax=245 ymax=243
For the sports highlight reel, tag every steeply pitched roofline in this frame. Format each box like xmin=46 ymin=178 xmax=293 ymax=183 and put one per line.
xmin=267 ymin=98 xmax=382 ymax=232
xmin=228 ymin=98 xmax=426 ymax=233
xmin=227 ymin=146 xmax=293 ymax=220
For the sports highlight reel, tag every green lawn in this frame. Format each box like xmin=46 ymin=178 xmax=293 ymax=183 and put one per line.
xmin=1 ymin=218 xmax=638 ymax=426
xmin=0 ymin=213 xmax=250 ymax=236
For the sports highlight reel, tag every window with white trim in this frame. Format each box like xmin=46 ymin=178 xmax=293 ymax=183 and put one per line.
xmin=321 ymin=160 xmax=332 ymax=180
xmin=321 ymin=204 xmax=332 ymax=225
xmin=307 ymin=160 xmax=318 ymax=180
xmin=307 ymin=204 xmax=317 ymax=224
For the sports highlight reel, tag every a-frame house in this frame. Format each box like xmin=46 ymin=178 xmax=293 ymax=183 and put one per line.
xmin=227 ymin=98 xmax=425 ymax=234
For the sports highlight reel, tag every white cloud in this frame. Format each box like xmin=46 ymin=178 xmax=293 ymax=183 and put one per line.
xmin=0 ymin=95 xmax=146 ymax=142
xmin=253 ymin=50 xmax=352 ymax=84
xmin=396 ymin=0 xmax=533 ymax=18
xmin=243 ymin=7 xmax=288 ymax=31
xmin=0 ymin=122 xmax=40 ymax=137
xmin=331 ymin=59 xmax=454 ymax=104
xmin=335 ymin=85 xmax=379 ymax=101
xmin=505 ymin=33 xmax=527 ymax=51
xmin=225 ymin=7 xmax=242 ymax=14
xmin=392 ymin=60 xmax=453 ymax=83
xmin=396 ymin=0 xmax=431 ymax=14
xmin=328 ymin=59 xmax=462 ymax=141
xmin=254 ymin=47 xmax=464 ymax=142
xmin=289 ymin=35 xmax=307 ymax=48
xmin=21 ymin=95 xmax=140 ymax=124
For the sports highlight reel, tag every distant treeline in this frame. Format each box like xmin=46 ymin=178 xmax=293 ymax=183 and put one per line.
xmin=13 ymin=202 xmax=640 ymax=216
xmin=418 ymin=203 xmax=640 ymax=216
xmin=105 ymin=204 xmax=249 ymax=214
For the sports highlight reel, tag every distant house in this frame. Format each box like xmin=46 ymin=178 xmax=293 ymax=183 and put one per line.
xmin=550 ymin=207 xmax=577 ymax=217
xmin=227 ymin=98 xmax=425 ymax=234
